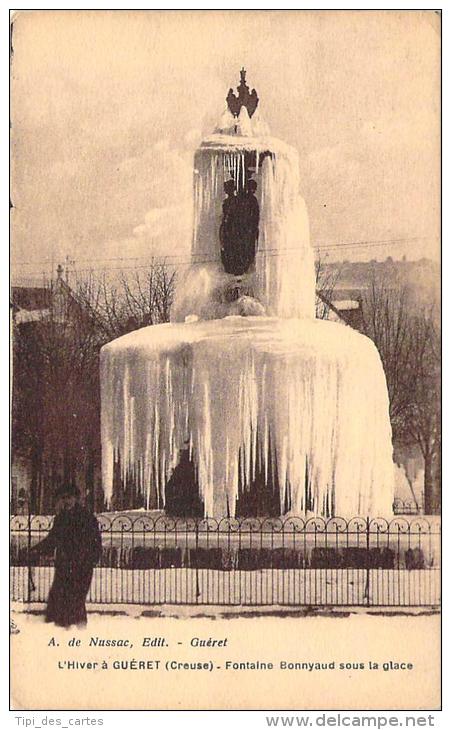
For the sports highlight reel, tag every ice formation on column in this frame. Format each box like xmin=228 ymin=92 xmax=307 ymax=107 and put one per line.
xmin=172 ymin=116 xmax=315 ymax=322
xmin=100 ymin=69 xmax=394 ymax=518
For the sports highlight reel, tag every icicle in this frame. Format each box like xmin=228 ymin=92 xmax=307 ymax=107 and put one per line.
xmin=101 ymin=318 xmax=394 ymax=519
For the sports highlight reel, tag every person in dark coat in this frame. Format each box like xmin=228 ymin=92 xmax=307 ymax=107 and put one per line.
xmin=220 ymin=178 xmax=260 ymax=276
xmin=29 ymin=485 xmax=102 ymax=627
xmin=220 ymin=179 xmax=239 ymax=274
xmin=237 ymin=178 xmax=259 ymax=271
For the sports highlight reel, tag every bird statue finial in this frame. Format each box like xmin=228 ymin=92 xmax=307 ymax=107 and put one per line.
xmin=226 ymin=68 xmax=259 ymax=119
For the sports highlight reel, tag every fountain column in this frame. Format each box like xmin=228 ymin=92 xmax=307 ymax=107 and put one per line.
xmin=100 ymin=70 xmax=395 ymax=518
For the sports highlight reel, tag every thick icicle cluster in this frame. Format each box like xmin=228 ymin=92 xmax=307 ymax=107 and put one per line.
xmin=101 ymin=317 xmax=394 ymax=518
xmin=172 ymin=135 xmax=315 ymax=322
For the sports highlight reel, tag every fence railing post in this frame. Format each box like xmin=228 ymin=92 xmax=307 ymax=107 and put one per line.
xmin=27 ymin=510 xmax=32 ymax=603
xmin=195 ymin=519 xmax=200 ymax=603
xmin=365 ymin=516 xmax=370 ymax=607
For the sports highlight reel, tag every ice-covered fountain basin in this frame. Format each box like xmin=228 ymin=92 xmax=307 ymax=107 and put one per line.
xmin=100 ymin=316 xmax=394 ymax=519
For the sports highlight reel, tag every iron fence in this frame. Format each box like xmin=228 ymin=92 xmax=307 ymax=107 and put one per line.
xmin=10 ymin=512 xmax=440 ymax=608
xmin=393 ymin=498 xmax=424 ymax=515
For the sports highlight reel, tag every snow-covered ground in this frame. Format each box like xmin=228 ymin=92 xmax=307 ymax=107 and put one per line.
xmin=10 ymin=608 xmax=441 ymax=710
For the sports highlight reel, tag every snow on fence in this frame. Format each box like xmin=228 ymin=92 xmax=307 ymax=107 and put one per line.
xmin=10 ymin=512 xmax=440 ymax=608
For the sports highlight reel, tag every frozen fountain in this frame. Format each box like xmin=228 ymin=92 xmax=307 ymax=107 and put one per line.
xmin=100 ymin=69 xmax=394 ymax=519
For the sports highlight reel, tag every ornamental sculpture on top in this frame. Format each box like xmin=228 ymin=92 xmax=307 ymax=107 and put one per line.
xmin=226 ymin=68 xmax=259 ymax=119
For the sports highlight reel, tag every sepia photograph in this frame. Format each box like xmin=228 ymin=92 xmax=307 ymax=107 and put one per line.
xmin=9 ymin=9 xmax=441 ymax=712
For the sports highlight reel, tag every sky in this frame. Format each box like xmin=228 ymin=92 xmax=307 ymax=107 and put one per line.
xmin=10 ymin=10 xmax=440 ymax=282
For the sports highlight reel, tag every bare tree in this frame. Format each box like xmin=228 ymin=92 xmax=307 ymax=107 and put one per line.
xmin=402 ymin=307 xmax=440 ymax=514
xmin=359 ymin=268 xmax=440 ymax=513
xmin=73 ymin=262 xmax=176 ymax=340
xmin=12 ymin=262 xmax=176 ymax=513
xmin=315 ymin=254 xmax=341 ymax=319
xmin=360 ymin=269 xmax=415 ymax=437
xmin=12 ymin=281 xmax=102 ymax=512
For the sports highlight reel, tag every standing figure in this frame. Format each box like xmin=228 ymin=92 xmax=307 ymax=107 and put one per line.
xmin=29 ymin=484 xmax=101 ymax=627
xmin=219 ymin=178 xmax=260 ymax=276
xmin=238 ymin=178 xmax=259 ymax=272
xmin=219 ymin=179 xmax=238 ymax=274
